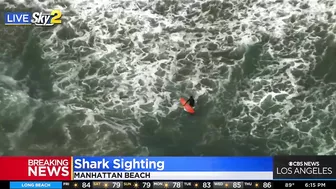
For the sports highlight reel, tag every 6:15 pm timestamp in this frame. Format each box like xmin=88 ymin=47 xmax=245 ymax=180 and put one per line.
xmin=304 ymin=182 xmax=326 ymax=188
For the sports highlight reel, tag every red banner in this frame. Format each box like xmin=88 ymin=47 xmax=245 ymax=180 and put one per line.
xmin=0 ymin=157 xmax=72 ymax=180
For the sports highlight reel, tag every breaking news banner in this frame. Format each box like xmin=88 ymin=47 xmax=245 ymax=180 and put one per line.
xmin=273 ymin=156 xmax=336 ymax=179
xmin=72 ymin=157 xmax=272 ymax=180
xmin=0 ymin=157 xmax=71 ymax=181
xmin=0 ymin=156 xmax=336 ymax=189
xmin=0 ymin=157 xmax=271 ymax=181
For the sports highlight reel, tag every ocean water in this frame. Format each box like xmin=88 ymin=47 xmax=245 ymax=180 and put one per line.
xmin=0 ymin=0 xmax=336 ymax=156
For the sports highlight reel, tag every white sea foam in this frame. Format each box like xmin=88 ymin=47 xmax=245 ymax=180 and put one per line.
xmin=0 ymin=0 xmax=336 ymax=155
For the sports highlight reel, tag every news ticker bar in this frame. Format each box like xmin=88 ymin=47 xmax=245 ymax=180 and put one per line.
xmin=3 ymin=180 xmax=336 ymax=189
xmin=1 ymin=156 xmax=336 ymax=180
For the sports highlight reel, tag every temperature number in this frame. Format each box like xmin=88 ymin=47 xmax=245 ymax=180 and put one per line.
xmin=112 ymin=182 xmax=121 ymax=188
xmin=263 ymin=182 xmax=272 ymax=188
xmin=82 ymin=182 xmax=91 ymax=188
xmin=285 ymin=183 xmax=294 ymax=187
xmin=233 ymin=182 xmax=242 ymax=188
xmin=143 ymin=182 xmax=151 ymax=188
xmin=203 ymin=182 xmax=211 ymax=188
xmin=173 ymin=182 xmax=181 ymax=188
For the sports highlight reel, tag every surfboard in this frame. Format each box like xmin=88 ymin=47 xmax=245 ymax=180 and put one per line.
xmin=180 ymin=97 xmax=195 ymax=114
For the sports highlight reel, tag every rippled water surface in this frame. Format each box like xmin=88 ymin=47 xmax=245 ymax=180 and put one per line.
xmin=0 ymin=0 xmax=336 ymax=156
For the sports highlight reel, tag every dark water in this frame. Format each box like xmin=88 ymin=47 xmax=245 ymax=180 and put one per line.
xmin=0 ymin=0 xmax=336 ymax=156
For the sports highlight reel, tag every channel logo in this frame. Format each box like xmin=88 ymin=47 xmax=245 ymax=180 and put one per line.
xmin=4 ymin=10 xmax=62 ymax=26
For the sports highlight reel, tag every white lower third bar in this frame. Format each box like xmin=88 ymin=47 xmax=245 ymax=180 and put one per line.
xmin=73 ymin=171 xmax=273 ymax=180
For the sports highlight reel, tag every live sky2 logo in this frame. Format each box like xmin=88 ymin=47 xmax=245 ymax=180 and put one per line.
xmin=4 ymin=10 xmax=62 ymax=26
